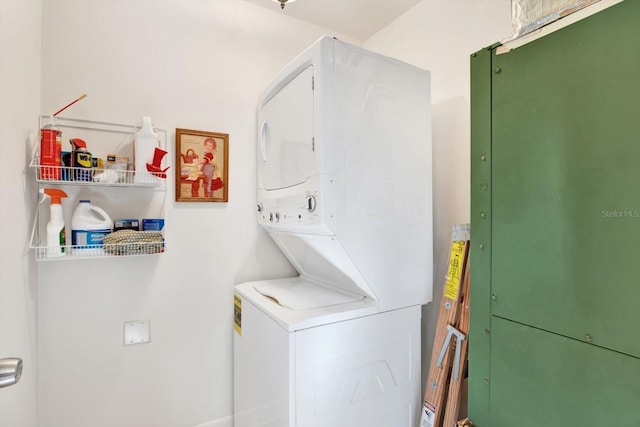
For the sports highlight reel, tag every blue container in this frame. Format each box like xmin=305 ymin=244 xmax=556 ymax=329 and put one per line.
xmin=142 ymin=219 xmax=164 ymax=231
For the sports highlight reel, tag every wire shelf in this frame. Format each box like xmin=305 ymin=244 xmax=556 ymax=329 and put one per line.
xmin=31 ymin=158 xmax=165 ymax=188
xmin=31 ymin=116 xmax=167 ymax=261
xmin=33 ymin=233 xmax=165 ymax=261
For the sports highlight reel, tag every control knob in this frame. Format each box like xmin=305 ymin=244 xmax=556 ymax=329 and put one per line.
xmin=306 ymin=195 xmax=317 ymax=212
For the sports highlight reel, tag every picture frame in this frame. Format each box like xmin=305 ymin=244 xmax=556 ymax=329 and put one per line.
xmin=175 ymin=128 xmax=229 ymax=202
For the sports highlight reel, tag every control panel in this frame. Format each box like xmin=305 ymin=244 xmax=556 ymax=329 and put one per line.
xmin=258 ymin=190 xmax=322 ymax=230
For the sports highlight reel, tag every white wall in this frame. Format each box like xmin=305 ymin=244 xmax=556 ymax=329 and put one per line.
xmin=364 ymin=0 xmax=511 ymax=392
xmin=0 ymin=1 xmax=41 ymax=427
xmin=36 ymin=2 xmax=356 ymax=427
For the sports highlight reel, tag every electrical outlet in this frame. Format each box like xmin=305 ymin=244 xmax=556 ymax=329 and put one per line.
xmin=124 ymin=319 xmax=150 ymax=345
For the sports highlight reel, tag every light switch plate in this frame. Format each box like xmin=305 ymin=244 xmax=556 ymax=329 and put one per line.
xmin=124 ymin=319 xmax=150 ymax=345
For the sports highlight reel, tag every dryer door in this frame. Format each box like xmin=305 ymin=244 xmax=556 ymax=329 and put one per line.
xmin=259 ymin=65 xmax=315 ymax=191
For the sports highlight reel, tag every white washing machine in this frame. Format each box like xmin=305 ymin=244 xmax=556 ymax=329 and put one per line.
xmin=234 ymin=36 xmax=432 ymax=427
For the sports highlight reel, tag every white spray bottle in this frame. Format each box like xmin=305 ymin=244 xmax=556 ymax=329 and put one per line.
xmin=41 ymin=188 xmax=68 ymax=257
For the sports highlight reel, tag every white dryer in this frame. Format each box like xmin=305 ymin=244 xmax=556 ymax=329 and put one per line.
xmin=234 ymin=36 xmax=432 ymax=427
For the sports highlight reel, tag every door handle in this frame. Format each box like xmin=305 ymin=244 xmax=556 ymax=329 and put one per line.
xmin=0 ymin=358 xmax=23 ymax=388
xmin=259 ymin=121 xmax=270 ymax=162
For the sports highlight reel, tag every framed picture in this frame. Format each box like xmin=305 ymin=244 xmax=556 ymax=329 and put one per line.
xmin=175 ymin=128 xmax=229 ymax=202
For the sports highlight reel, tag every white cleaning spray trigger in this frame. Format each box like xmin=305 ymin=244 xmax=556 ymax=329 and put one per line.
xmin=41 ymin=188 xmax=68 ymax=258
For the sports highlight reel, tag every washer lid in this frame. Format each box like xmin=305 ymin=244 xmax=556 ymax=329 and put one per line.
xmin=235 ymin=278 xmax=379 ymax=331
xmin=254 ymin=277 xmax=363 ymax=311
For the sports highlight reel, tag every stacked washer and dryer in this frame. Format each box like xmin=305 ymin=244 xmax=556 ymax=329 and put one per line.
xmin=234 ymin=36 xmax=432 ymax=427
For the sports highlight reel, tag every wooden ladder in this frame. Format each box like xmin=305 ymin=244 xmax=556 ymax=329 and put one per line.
xmin=421 ymin=224 xmax=471 ymax=427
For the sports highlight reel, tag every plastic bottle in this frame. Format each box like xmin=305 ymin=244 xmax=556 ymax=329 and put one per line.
xmin=71 ymin=200 xmax=113 ymax=252
xmin=41 ymin=188 xmax=68 ymax=258
xmin=134 ymin=116 xmax=159 ymax=184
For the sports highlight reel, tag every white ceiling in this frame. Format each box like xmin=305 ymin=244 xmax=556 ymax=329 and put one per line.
xmin=243 ymin=0 xmax=422 ymax=41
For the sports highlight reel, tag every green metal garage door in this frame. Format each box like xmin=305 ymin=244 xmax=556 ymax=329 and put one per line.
xmin=470 ymin=2 xmax=640 ymax=426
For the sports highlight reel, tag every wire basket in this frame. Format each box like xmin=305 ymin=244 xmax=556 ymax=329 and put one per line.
xmin=32 ymin=158 xmax=163 ymax=187
xmin=33 ymin=231 xmax=165 ymax=261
